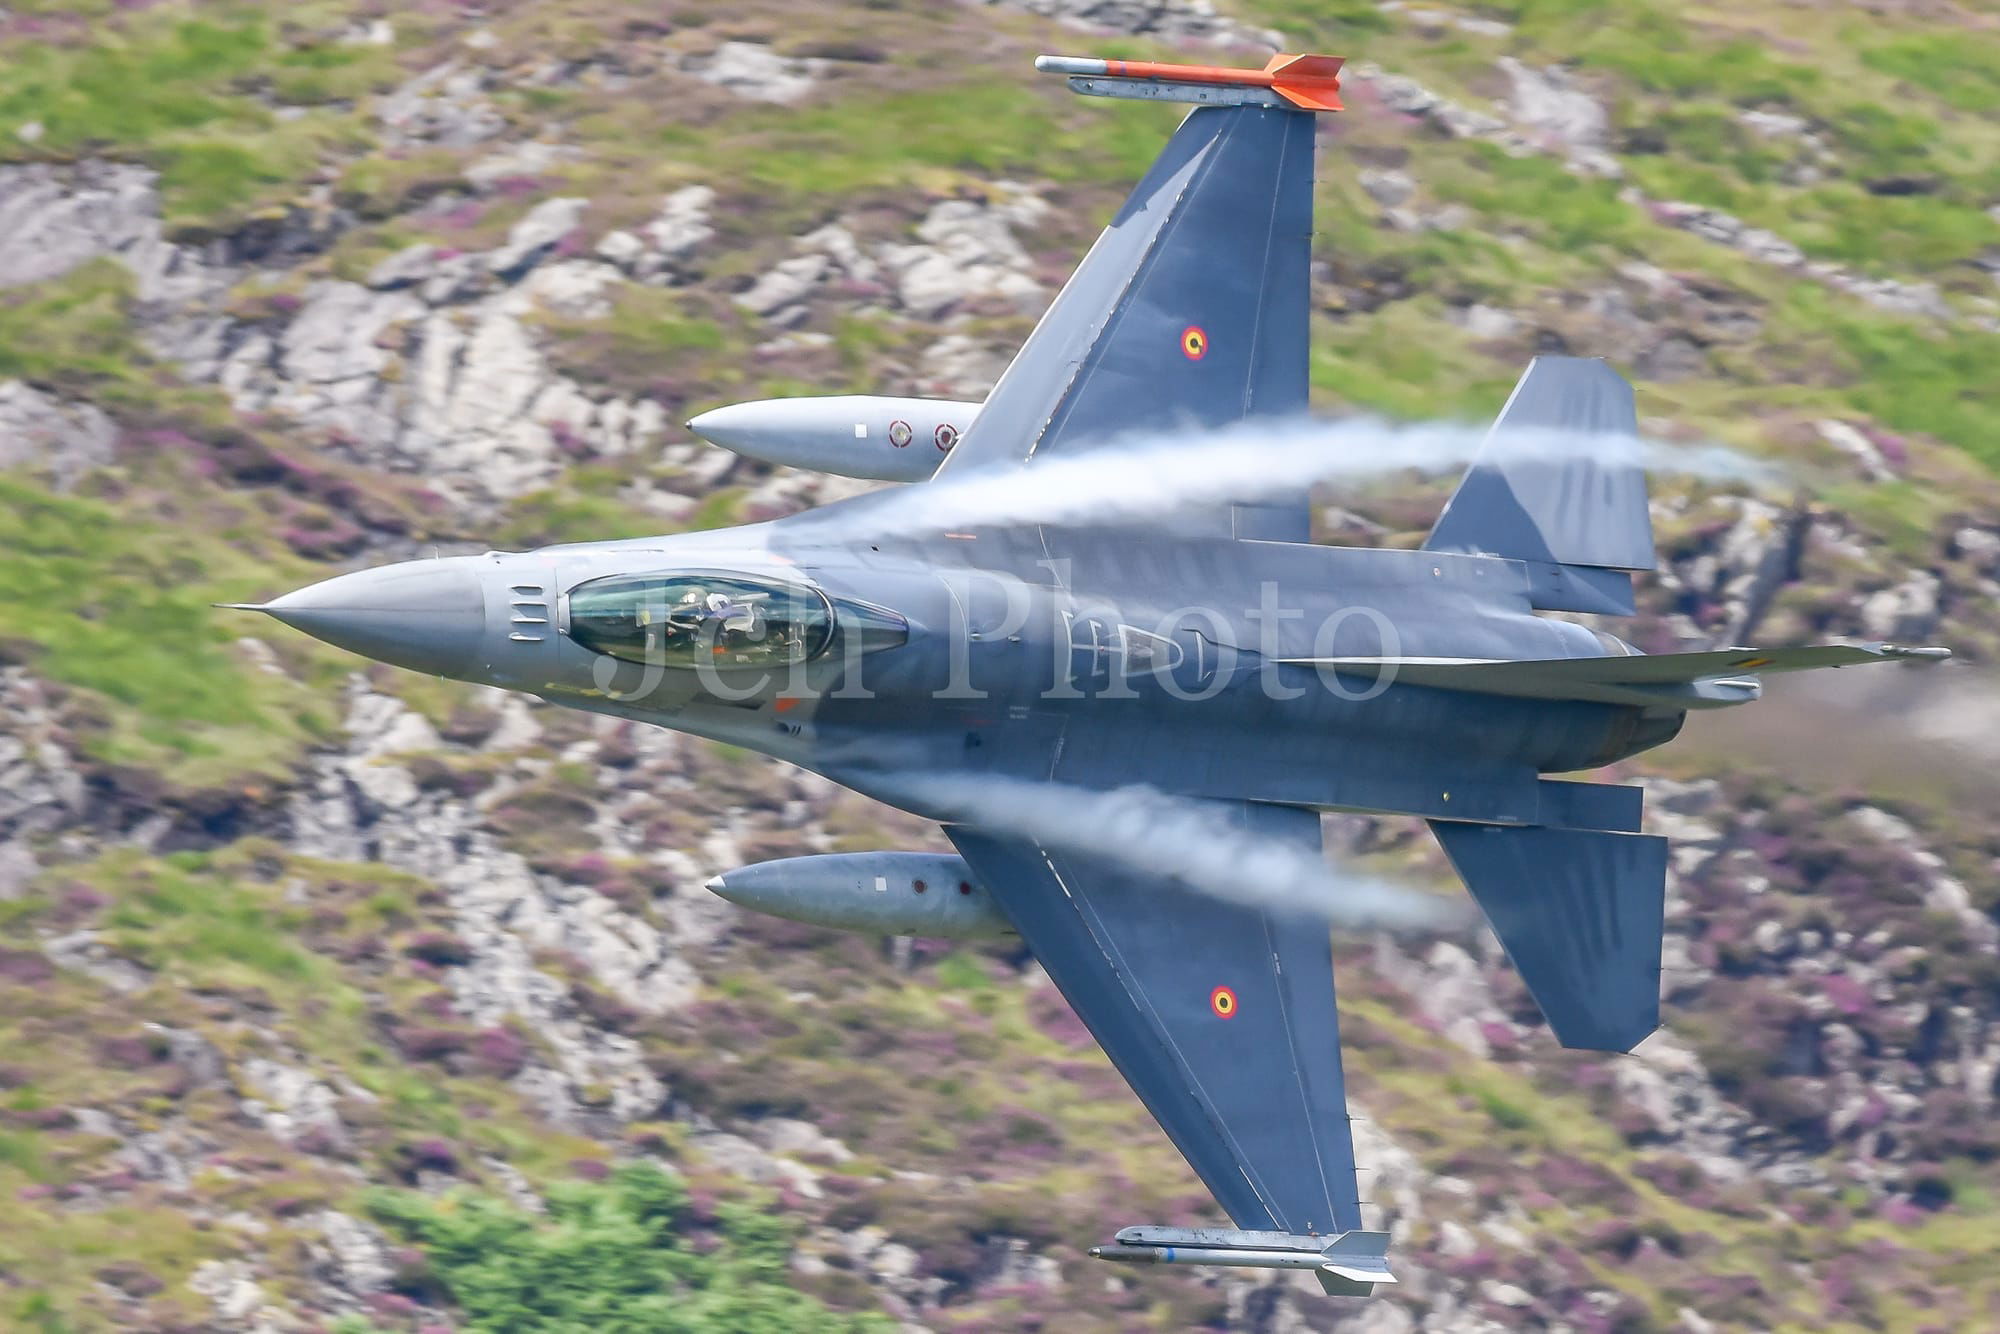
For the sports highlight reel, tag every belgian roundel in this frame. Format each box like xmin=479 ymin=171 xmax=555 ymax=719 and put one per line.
xmin=1209 ymin=985 xmax=1238 ymax=1019
xmin=1181 ymin=325 xmax=1209 ymax=361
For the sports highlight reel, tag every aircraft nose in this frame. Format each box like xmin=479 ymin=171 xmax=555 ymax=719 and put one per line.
xmin=685 ymin=403 xmax=757 ymax=451
xmin=703 ymin=873 xmax=757 ymax=909
xmin=254 ymin=558 xmax=486 ymax=678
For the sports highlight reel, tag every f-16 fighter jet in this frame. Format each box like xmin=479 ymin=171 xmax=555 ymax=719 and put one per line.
xmin=231 ymin=52 xmax=1947 ymax=1296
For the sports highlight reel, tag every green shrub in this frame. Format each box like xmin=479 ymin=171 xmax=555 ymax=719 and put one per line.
xmin=366 ymin=1162 xmax=891 ymax=1332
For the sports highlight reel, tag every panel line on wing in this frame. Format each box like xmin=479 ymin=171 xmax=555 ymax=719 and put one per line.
xmin=1029 ymin=126 xmax=1223 ymax=460
xmin=1260 ymin=907 xmax=1337 ymax=1227
xmin=1049 ymin=850 xmax=1285 ymax=1220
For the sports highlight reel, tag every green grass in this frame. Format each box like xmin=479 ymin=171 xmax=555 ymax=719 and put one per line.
xmin=1822 ymin=102 xmax=1952 ymax=181
xmin=0 ymin=261 xmax=150 ymax=399
xmin=494 ymin=468 xmax=677 ymax=548
xmin=534 ymin=285 xmax=735 ymax=401
xmin=1861 ymin=31 xmax=2000 ymax=114
xmin=664 ymin=82 xmax=1179 ymax=199
xmin=1766 ymin=288 xmax=2000 ymax=468
xmin=1625 ymin=153 xmax=1995 ymax=276
xmin=932 ymin=953 xmax=995 ymax=993
xmin=0 ymin=471 xmax=340 ymax=784
xmin=0 ymin=6 xmax=396 ymax=229
xmin=99 ymin=852 xmax=324 ymax=987
xmin=1312 ymin=302 xmax=1516 ymax=420
xmin=1432 ymin=145 xmax=1649 ymax=257
xmin=0 ymin=259 xmax=294 ymax=429
xmin=1233 ymin=0 xmax=1392 ymax=40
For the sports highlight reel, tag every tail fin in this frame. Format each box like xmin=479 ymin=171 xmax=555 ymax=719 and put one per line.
xmin=1430 ymin=821 xmax=1667 ymax=1052
xmin=942 ymin=66 xmax=1327 ymax=540
xmin=1317 ymin=1229 xmax=1396 ymax=1297
xmin=1424 ymin=357 xmax=1653 ymax=615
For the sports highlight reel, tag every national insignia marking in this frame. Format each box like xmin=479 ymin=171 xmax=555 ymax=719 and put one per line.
xmin=1210 ymin=985 xmax=1237 ymax=1019
xmin=1182 ymin=325 xmax=1208 ymax=360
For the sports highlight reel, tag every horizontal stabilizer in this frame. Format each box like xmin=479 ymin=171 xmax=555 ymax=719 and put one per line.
xmin=1431 ymin=822 xmax=1667 ymax=1052
xmin=1283 ymin=642 xmax=1951 ymax=710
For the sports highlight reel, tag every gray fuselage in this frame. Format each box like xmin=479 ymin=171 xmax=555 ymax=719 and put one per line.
xmin=311 ymin=493 xmax=1682 ymax=829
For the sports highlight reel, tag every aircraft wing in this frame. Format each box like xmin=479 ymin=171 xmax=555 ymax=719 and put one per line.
xmin=1285 ymin=642 xmax=1952 ymax=709
xmin=946 ymin=801 xmax=1366 ymax=1236
xmin=934 ymin=98 xmax=1319 ymax=541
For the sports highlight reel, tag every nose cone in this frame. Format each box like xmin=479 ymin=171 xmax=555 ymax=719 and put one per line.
xmin=704 ymin=872 xmax=766 ymax=911
xmin=261 ymin=557 xmax=486 ymax=678
xmin=685 ymin=402 xmax=773 ymax=455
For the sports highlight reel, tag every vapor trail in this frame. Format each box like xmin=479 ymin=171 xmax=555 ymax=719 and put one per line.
xmin=815 ymin=414 xmax=1775 ymax=536
xmin=892 ymin=772 xmax=1470 ymax=935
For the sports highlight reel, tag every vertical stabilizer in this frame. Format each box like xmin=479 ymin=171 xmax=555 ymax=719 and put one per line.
xmin=1424 ymin=357 xmax=1653 ymax=614
xmin=939 ymin=71 xmax=1323 ymax=541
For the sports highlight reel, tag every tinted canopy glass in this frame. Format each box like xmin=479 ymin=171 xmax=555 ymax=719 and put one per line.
xmin=568 ymin=573 xmax=834 ymax=670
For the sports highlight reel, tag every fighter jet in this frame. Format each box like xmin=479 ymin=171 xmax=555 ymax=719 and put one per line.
xmin=230 ymin=52 xmax=1947 ymax=1296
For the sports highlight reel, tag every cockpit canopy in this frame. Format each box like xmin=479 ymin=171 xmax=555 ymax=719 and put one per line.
xmin=568 ymin=573 xmax=834 ymax=670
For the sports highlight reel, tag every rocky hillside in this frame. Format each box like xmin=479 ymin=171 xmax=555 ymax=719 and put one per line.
xmin=4 ymin=0 xmax=2000 ymax=1329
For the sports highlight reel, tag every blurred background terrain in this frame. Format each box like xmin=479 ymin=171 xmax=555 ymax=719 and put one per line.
xmin=2 ymin=0 xmax=1999 ymax=1329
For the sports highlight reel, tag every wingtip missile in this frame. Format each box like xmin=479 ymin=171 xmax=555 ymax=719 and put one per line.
xmin=1036 ymin=52 xmax=1345 ymax=112
xmin=1088 ymin=1226 xmax=1397 ymax=1291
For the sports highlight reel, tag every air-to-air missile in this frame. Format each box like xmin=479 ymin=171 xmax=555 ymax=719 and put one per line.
xmin=1088 ymin=1226 xmax=1395 ymax=1298
xmin=1033 ymin=53 xmax=1346 ymax=109
xmin=704 ymin=852 xmax=1013 ymax=938
xmin=686 ymin=395 xmax=981 ymax=482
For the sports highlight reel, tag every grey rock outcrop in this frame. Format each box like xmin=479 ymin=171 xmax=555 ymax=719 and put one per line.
xmin=197 ymin=257 xmax=665 ymax=507
xmin=683 ymin=41 xmax=826 ymax=103
xmin=378 ymin=61 xmax=507 ymax=148
xmin=1857 ymin=570 xmax=1942 ymax=643
xmin=284 ymin=688 xmax=702 ymax=1126
xmin=974 ymin=0 xmax=1281 ymax=51
xmin=488 ymin=196 xmax=588 ymax=279
xmin=238 ymin=1056 xmax=350 ymax=1147
xmin=0 ymin=162 xmax=669 ymax=508
xmin=311 ymin=1210 xmax=396 ymax=1298
xmin=737 ymin=253 xmax=831 ymax=318
xmin=0 ymin=161 xmax=160 ymax=289
xmin=0 ymin=671 xmax=89 ymax=846
xmin=1498 ymin=58 xmax=1618 ymax=177
xmin=0 ymin=161 xmax=226 ymax=308
xmin=598 ymin=186 xmax=717 ymax=282
xmin=880 ymin=189 xmax=1048 ymax=318
xmin=1342 ymin=64 xmax=1963 ymax=325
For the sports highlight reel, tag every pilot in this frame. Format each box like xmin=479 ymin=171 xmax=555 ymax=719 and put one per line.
xmin=705 ymin=591 xmax=763 ymax=637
